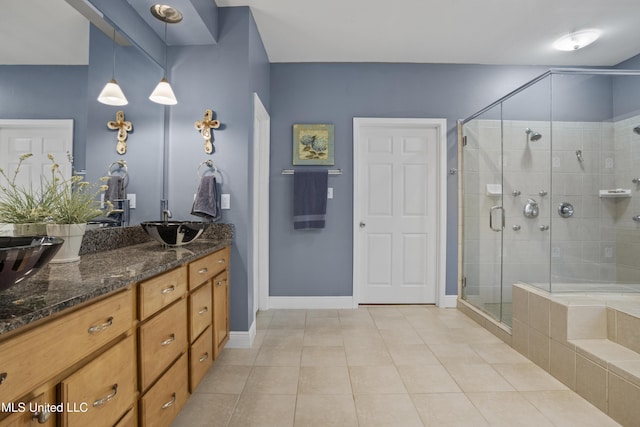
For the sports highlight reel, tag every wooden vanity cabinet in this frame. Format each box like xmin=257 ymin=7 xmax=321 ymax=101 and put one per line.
xmin=0 ymin=244 xmax=230 ymax=427
xmin=0 ymin=288 xmax=135 ymax=427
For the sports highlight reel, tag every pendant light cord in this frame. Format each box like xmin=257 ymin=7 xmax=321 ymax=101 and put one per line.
xmin=163 ymin=21 xmax=168 ymax=77
xmin=111 ymin=27 xmax=116 ymax=80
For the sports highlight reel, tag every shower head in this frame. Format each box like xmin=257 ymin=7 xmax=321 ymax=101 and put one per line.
xmin=525 ymin=128 xmax=542 ymax=141
xmin=633 ymin=126 xmax=640 ymax=135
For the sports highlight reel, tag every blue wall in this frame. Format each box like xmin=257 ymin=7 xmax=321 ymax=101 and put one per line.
xmin=269 ymin=63 xmax=552 ymax=297
xmin=167 ymin=7 xmax=270 ymax=331
xmin=0 ymin=65 xmax=88 ymax=167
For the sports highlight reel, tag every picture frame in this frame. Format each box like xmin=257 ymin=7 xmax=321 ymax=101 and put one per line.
xmin=292 ymin=124 xmax=334 ymax=165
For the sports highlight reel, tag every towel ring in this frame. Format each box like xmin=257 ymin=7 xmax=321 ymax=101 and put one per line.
xmin=197 ymin=160 xmax=221 ymax=180
xmin=107 ymin=160 xmax=129 ymax=187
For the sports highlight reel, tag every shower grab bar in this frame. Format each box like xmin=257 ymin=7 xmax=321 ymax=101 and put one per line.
xmin=489 ymin=206 xmax=505 ymax=232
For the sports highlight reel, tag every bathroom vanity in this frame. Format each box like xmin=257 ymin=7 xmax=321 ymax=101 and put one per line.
xmin=0 ymin=229 xmax=231 ymax=427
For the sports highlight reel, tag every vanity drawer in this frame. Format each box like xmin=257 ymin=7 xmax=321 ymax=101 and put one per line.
xmin=188 ymin=247 xmax=229 ymax=290
xmin=60 ymin=335 xmax=136 ymax=427
xmin=189 ymin=325 xmax=213 ymax=392
xmin=1 ymin=386 xmax=55 ymax=427
xmin=189 ymin=282 xmax=212 ymax=343
xmin=140 ymin=353 xmax=189 ymax=427
xmin=139 ymin=299 xmax=187 ymax=391
xmin=0 ymin=289 xmax=133 ymax=404
xmin=139 ymin=266 xmax=187 ymax=320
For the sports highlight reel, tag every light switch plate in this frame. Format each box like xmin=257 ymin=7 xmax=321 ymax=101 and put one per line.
xmin=221 ymin=194 xmax=230 ymax=209
xmin=327 ymin=187 xmax=333 ymax=199
xmin=127 ymin=193 xmax=136 ymax=209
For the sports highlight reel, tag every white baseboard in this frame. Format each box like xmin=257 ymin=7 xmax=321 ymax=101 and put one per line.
xmin=227 ymin=319 xmax=256 ymax=348
xmin=268 ymin=296 xmax=355 ymax=310
xmin=439 ymin=294 xmax=458 ymax=308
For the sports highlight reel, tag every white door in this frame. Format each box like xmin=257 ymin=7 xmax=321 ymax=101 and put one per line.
xmin=0 ymin=120 xmax=74 ymax=190
xmin=252 ymin=94 xmax=270 ymax=319
xmin=353 ymin=118 xmax=446 ymax=305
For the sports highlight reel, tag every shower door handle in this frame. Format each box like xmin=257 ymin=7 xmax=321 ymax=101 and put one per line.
xmin=489 ymin=206 xmax=505 ymax=232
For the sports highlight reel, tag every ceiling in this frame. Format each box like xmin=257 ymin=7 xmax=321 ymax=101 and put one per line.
xmin=6 ymin=0 xmax=640 ymax=67
xmin=216 ymin=0 xmax=640 ymax=66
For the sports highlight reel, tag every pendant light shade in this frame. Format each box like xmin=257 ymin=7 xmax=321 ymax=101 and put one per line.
xmin=98 ymin=28 xmax=128 ymax=106
xmin=149 ymin=5 xmax=182 ymax=105
xmin=149 ymin=77 xmax=177 ymax=105
xmin=98 ymin=78 xmax=128 ymax=106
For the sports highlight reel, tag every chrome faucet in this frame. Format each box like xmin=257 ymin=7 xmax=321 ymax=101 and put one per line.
xmin=161 ymin=199 xmax=172 ymax=222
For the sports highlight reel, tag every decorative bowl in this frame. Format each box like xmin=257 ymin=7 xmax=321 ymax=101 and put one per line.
xmin=0 ymin=236 xmax=64 ymax=291
xmin=140 ymin=221 xmax=209 ymax=247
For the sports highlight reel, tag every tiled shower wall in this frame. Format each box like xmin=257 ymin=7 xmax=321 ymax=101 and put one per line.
xmin=463 ymin=117 xmax=640 ymax=315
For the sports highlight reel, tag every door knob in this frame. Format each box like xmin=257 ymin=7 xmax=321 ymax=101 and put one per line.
xmin=359 ymin=222 xmax=366 ymax=228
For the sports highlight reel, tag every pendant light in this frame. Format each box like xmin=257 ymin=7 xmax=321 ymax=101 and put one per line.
xmin=97 ymin=28 xmax=128 ymax=106
xmin=149 ymin=5 xmax=182 ymax=105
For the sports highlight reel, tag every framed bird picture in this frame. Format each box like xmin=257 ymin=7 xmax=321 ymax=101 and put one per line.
xmin=292 ymin=124 xmax=335 ymax=165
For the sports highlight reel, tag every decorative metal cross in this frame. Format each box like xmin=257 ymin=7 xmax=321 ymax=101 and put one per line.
xmin=107 ymin=111 xmax=133 ymax=155
xmin=195 ymin=109 xmax=221 ymax=154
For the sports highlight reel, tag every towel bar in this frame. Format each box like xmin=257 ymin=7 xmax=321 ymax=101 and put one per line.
xmin=281 ymin=169 xmax=342 ymax=175
xmin=197 ymin=160 xmax=222 ymax=181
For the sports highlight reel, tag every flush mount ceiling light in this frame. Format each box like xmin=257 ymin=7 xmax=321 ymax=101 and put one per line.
xmin=149 ymin=4 xmax=182 ymax=105
xmin=97 ymin=28 xmax=128 ymax=106
xmin=553 ymin=29 xmax=601 ymax=51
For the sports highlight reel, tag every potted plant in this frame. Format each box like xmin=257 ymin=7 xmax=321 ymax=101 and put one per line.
xmin=44 ymin=154 xmax=110 ymax=263
xmin=0 ymin=153 xmax=56 ymax=236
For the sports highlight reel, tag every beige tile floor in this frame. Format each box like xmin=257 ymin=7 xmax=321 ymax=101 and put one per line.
xmin=172 ymin=306 xmax=621 ymax=427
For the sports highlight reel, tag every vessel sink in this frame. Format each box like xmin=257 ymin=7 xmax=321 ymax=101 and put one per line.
xmin=0 ymin=236 xmax=64 ymax=291
xmin=141 ymin=221 xmax=209 ymax=247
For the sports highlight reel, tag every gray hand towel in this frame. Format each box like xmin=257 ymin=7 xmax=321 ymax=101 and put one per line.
xmin=293 ymin=170 xmax=328 ymax=229
xmin=191 ymin=175 xmax=221 ymax=221
xmin=104 ymin=175 xmax=125 ymax=203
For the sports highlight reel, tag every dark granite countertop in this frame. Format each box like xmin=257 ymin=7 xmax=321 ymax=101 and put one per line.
xmin=0 ymin=238 xmax=231 ymax=337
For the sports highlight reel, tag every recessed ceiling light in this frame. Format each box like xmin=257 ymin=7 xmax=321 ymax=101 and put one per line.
xmin=553 ymin=29 xmax=601 ymax=51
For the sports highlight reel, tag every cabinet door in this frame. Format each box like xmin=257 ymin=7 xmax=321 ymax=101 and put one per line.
xmin=60 ymin=335 xmax=136 ymax=427
xmin=213 ymin=271 xmax=229 ymax=358
xmin=188 ymin=282 xmax=212 ymax=343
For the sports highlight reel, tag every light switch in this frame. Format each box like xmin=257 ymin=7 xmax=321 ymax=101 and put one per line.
xmin=327 ymin=187 xmax=333 ymax=199
xmin=221 ymin=194 xmax=230 ymax=209
xmin=127 ymin=193 xmax=136 ymax=209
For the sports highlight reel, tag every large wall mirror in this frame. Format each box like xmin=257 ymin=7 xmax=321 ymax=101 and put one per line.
xmin=0 ymin=0 xmax=165 ymax=225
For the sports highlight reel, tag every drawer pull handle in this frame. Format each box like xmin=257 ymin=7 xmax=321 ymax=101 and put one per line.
xmin=87 ymin=317 xmax=114 ymax=334
xmin=93 ymin=384 xmax=118 ymax=407
xmin=161 ymin=285 xmax=176 ymax=294
xmin=218 ymin=259 xmax=225 ymax=264
xmin=32 ymin=409 xmax=51 ymax=424
xmin=0 ymin=372 xmax=6 ymax=384
xmin=198 ymin=306 xmax=209 ymax=315
xmin=199 ymin=352 xmax=209 ymax=363
xmin=161 ymin=334 xmax=176 ymax=346
xmin=198 ymin=267 xmax=208 ymax=274
xmin=161 ymin=393 xmax=176 ymax=410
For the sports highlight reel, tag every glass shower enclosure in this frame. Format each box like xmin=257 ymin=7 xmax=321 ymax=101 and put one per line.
xmin=459 ymin=69 xmax=640 ymax=327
